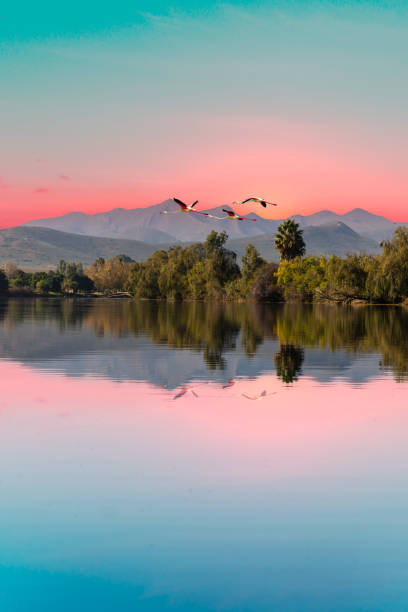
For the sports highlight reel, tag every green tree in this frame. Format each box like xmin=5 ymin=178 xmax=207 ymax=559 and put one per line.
xmin=10 ymin=270 xmax=33 ymax=288
xmin=276 ymin=256 xmax=327 ymax=301
xmin=57 ymin=260 xmax=84 ymax=276
xmin=187 ymin=260 xmax=210 ymax=299
xmin=36 ymin=273 xmax=63 ymax=293
xmin=241 ymin=244 xmax=265 ymax=279
xmin=274 ymin=220 xmax=306 ymax=261
xmin=158 ymin=246 xmax=188 ymax=299
xmin=252 ymin=263 xmax=282 ymax=301
xmin=133 ymin=250 xmax=168 ymax=298
xmin=322 ymin=254 xmax=368 ymax=302
xmin=365 ymin=227 xmax=408 ymax=303
xmin=86 ymin=257 xmax=131 ymax=293
xmin=158 ymin=244 xmax=205 ymax=300
xmin=203 ymin=231 xmax=240 ymax=297
xmin=62 ymin=273 xmax=94 ymax=294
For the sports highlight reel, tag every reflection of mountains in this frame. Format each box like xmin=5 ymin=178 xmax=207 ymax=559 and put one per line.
xmin=0 ymin=299 xmax=407 ymax=387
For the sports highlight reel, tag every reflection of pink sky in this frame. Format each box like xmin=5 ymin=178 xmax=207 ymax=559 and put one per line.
xmin=2 ymin=361 xmax=408 ymax=483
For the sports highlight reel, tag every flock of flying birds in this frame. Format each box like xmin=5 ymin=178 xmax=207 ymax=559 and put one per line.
xmin=172 ymin=384 xmax=277 ymax=401
xmin=161 ymin=196 xmax=278 ymax=222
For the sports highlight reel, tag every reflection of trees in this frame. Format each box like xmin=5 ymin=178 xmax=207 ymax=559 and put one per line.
xmin=86 ymin=301 xmax=244 ymax=370
xmin=271 ymin=304 xmax=408 ymax=383
xmin=2 ymin=297 xmax=91 ymax=331
xmin=2 ymin=298 xmax=408 ymax=382
xmin=0 ymin=299 xmax=8 ymax=323
xmin=80 ymin=301 xmax=266 ymax=370
xmin=274 ymin=344 xmax=304 ymax=384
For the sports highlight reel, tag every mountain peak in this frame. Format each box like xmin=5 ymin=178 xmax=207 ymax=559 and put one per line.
xmin=20 ymin=201 xmax=401 ymax=244
xmin=344 ymin=207 xmax=377 ymax=218
xmin=308 ymin=221 xmax=358 ymax=235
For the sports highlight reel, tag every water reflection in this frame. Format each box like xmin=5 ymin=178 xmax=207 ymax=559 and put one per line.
xmin=2 ymin=300 xmax=408 ymax=611
xmin=274 ymin=344 xmax=304 ymax=384
xmin=1 ymin=298 xmax=408 ymax=385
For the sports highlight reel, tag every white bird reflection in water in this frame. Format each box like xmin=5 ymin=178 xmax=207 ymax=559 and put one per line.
xmin=172 ymin=385 xmax=199 ymax=400
xmin=242 ymin=390 xmax=277 ymax=401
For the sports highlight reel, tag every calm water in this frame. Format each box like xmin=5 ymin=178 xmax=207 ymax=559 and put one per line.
xmin=1 ymin=298 xmax=408 ymax=611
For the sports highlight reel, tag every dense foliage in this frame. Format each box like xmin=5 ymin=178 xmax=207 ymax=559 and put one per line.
xmin=4 ymin=260 xmax=94 ymax=295
xmin=85 ymin=231 xmax=280 ymax=301
xmin=3 ymin=226 xmax=408 ymax=304
xmin=276 ymin=228 xmax=408 ymax=304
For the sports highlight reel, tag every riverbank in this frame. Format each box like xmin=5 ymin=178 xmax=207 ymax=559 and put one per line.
xmin=3 ymin=290 xmax=408 ymax=307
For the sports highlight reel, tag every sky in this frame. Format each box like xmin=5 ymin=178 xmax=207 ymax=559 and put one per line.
xmin=1 ymin=0 xmax=407 ymax=227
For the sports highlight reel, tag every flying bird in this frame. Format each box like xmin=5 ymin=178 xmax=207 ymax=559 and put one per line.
xmin=161 ymin=198 xmax=209 ymax=216
xmin=209 ymin=208 xmax=257 ymax=221
xmin=234 ymin=197 xmax=278 ymax=208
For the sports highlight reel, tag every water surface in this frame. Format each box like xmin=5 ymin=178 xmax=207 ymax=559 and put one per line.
xmin=1 ymin=299 xmax=408 ymax=611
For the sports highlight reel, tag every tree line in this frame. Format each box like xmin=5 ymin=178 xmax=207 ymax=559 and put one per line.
xmin=2 ymin=220 xmax=408 ymax=304
xmin=85 ymin=231 xmax=280 ymax=301
xmin=276 ymin=225 xmax=408 ymax=304
xmin=0 ymin=260 xmax=94 ymax=295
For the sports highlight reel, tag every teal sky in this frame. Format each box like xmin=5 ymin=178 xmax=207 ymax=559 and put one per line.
xmin=1 ymin=1 xmax=407 ymax=40
xmin=1 ymin=1 xmax=407 ymax=225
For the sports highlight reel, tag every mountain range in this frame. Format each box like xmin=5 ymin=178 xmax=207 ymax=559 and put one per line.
xmin=0 ymin=201 xmax=403 ymax=268
xmin=22 ymin=200 xmax=401 ymax=243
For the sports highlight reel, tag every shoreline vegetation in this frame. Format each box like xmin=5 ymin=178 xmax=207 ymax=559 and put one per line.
xmin=1 ymin=224 xmax=408 ymax=305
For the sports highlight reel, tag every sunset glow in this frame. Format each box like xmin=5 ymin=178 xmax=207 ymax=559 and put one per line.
xmin=1 ymin=1 xmax=407 ymax=227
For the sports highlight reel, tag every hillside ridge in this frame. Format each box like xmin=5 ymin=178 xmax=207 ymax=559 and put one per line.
xmin=0 ymin=221 xmax=380 ymax=269
xmin=21 ymin=201 xmax=403 ymax=244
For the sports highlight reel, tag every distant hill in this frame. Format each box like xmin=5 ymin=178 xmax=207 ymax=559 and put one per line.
xmin=21 ymin=201 xmax=403 ymax=243
xmin=0 ymin=221 xmax=380 ymax=269
xmin=228 ymin=222 xmax=380 ymax=261
xmin=304 ymin=221 xmax=380 ymax=256
xmin=291 ymin=208 xmax=400 ymax=241
xmin=0 ymin=226 xmax=174 ymax=269
xmin=22 ymin=200 xmax=272 ymax=243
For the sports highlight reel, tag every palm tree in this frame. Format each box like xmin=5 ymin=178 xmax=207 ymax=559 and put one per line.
xmin=274 ymin=220 xmax=306 ymax=261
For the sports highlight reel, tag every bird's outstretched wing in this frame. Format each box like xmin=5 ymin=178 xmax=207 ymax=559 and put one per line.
xmin=236 ymin=197 xmax=278 ymax=207
xmin=207 ymin=213 xmax=229 ymax=219
xmin=223 ymin=208 xmax=257 ymax=221
xmin=190 ymin=200 xmax=199 ymax=208
xmin=173 ymin=198 xmax=188 ymax=209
